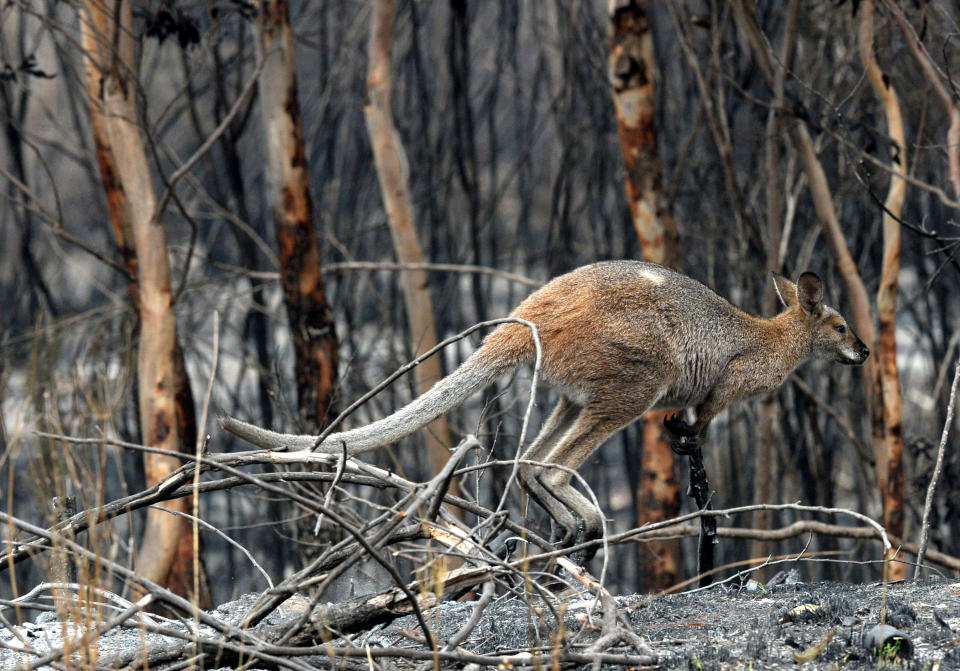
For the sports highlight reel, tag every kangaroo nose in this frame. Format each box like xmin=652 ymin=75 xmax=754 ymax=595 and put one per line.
xmin=860 ymin=344 xmax=870 ymax=358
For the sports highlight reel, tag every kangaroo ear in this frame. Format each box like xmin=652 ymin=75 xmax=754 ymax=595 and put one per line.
xmin=796 ymin=272 xmax=824 ymax=315
xmin=772 ymin=273 xmax=798 ymax=308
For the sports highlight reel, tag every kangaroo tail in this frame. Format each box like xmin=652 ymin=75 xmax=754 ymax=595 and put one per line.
xmin=220 ymin=327 xmax=531 ymax=455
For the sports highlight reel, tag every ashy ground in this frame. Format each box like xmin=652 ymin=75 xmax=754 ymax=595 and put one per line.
xmin=2 ymin=576 xmax=958 ymax=669
xmin=360 ymin=576 xmax=960 ymax=670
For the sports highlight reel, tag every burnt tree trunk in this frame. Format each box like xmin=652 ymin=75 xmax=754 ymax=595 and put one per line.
xmin=255 ymin=0 xmax=339 ymax=433
xmin=859 ymin=0 xmax=906 ymax=580
xmin=609 ymin=0 xmax=680 ymax=591
xmin=254 ymin=0 xmax=341 ymax=564
xmin=78 ymin=0 xmax=209 ymax=605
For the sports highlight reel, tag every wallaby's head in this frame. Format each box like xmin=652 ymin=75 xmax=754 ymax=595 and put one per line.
xmin=773 ymin=272 xmax=870 ymax=366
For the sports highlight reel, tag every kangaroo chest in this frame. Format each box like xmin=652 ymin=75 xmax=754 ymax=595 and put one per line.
xmin=655 ymin=350 xmax=730 ymax=409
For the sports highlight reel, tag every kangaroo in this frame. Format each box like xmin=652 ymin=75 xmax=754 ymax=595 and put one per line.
xmin=222 ymin=261 xmax=869 ymax=551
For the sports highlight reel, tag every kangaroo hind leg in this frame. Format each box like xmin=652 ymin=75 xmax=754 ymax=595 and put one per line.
xmin=518 ymin=396 xmax=583 ymax=545
xmin=535 ymin=411 xmax=620 ymax=554
xmin=538 ymin=394 xmax=657 ymax=560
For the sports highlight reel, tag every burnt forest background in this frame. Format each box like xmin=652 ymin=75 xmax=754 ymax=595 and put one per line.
xmin=2 ymin=0 xmax=960 ymax=607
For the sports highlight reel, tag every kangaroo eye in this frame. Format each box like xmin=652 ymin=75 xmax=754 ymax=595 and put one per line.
xmin=834 ymin=324 xmax=847 ymax=334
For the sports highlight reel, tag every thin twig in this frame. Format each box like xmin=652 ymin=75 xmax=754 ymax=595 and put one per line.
xmin=152 ymin=506 xmax=272 ymax=588
xmin=0 ymin=163 xmax=129 ymax=277
xmin=152 ymin=55 xmax=264 ymax=231
xmin=489 ymin=317 xmax=542 ymax=534
xmin=442 ymin=580 xmax=494 ymax=653
xmin=313 ymin=442 xmax=348 ymax=534
xmin=192 ymin=310 xmax=219 ymax=616
xmin=915 ymin=359 xmax=960 ymax=577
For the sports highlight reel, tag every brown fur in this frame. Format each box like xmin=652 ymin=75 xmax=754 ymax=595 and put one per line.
xmin=222 ymin=261 xmax=869 ymax=551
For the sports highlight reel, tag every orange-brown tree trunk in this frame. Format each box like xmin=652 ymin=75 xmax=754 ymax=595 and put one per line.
xmin=79 ymin=0 xmax=209 ymax=605
xmin=609 ymin=0 xmax=680 ymax=591
xmin=364 ymin=0 xmax=455 ymax=480
xmin=255 ymin=0 xmax=338 ymax=432
xmin=859 ymin=0 xmax=907 ymax=580
xmin=609 ymin=1 xmax=681 ymax=271
xmin=875 ymin=0 xmax=960 ymax=579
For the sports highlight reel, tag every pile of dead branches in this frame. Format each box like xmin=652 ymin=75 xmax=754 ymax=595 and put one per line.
xmin=4 ymin=401 xmax=959 ymax=671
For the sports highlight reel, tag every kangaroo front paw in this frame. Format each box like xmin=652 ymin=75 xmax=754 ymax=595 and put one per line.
xmin=664 ymin=413 xmax=697 ymax=438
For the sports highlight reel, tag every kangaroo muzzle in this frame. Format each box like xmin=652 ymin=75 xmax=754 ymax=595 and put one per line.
xmin=842 ymin=338 xmax=870 ymax=365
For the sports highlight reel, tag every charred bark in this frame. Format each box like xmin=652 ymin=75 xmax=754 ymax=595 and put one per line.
xmin=255 ymin=0 xmax=339 ymax=432
xmin=609 ymin=0 xmax=681 ymax=591
xmin=859 ymin=0 xmax=907 ymax=580
xmin=609 ymin=0 xmax=680 ymax=270
xmin=79 ymin=0 xmax=208 ymax=605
